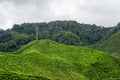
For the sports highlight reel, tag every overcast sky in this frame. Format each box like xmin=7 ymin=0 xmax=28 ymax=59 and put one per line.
xmin=0 ymin=0 xmax=120 ymax=29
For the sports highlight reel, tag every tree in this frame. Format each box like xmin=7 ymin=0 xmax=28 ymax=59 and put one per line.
xmin=52 ymin=31 xmax=82 ymax=45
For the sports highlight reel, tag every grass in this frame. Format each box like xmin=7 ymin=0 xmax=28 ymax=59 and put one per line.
xmin=0 ymin=39 xmax=120 ymax=80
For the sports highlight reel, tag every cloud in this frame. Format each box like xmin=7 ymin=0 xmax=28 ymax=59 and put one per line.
xmin=0 ymin=0 xmax=120 ymax=29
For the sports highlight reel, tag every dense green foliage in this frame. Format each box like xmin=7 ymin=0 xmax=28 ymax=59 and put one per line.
xmin=0 ymin=71 xmax=50 ymax=80
xmin=0 ymin=40 xmax=120 ymax=80
xmin=102 ymin=23 xmax=120 ymax=40
xmin=91 ymin=23 xmax=120 ymax=57
xmin=0 ymin=20 xmax=109 ymax=52
xmin=95 ymin=31 xmax=120 ymax=57
xmin=0 ymin=20 xmax=120 ymax=57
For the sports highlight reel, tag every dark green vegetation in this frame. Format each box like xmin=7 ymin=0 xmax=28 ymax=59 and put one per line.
xmin=93 ymin=23 xmax=120 ymax=57
xmin=95 ymin=31 xmax=120 ymax=57
xmin=0 ymin=40 xmax=120 ymax=80
xmin=0 ymin=20 xmax=110 ymax=52
xmin=1 ymin=20 xmax=120 ymax=56
xmin=0 ymin=71 xmax=49 ymax=80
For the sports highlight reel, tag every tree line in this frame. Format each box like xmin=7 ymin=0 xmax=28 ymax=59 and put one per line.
xmin=0 ymin=20 xmax=120 ymax=52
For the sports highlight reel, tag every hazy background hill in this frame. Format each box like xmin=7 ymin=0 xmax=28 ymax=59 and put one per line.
xmin=93 ymin=23 xmax=120 ymax=57
xmin=95 ymin=31 xmax=120 ymax=57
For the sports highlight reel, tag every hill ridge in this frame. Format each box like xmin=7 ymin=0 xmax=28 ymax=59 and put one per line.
xmin=96 ymin=31 xmax=120 ymax=57
xmin=0 ymin=39 xmax=120 ymax=80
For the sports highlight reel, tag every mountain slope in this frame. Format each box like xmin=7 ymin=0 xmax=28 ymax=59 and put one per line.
xmin=0 ymin=40 xmax=120 ymax=80
xmin=95 ymin=31 xmax=120 ymax=57
xmin=0 ymin=20 xmax=109 ymax=52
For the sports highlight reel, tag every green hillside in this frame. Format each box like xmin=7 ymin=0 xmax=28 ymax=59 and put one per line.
xmin=0 ymin=40 xmax=120 ymax=80
xmin=0 ymin=20 xmax=109 ymax=52
xmin=95 ymin=31 xmax=120 ymax=57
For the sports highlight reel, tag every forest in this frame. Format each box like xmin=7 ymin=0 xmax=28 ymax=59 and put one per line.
xmin=1 ymin=20 xmax=119 ymax=52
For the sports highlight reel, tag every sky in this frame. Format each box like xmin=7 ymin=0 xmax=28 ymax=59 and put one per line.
xmin=0 ymin=0 xmax=120 ymax=29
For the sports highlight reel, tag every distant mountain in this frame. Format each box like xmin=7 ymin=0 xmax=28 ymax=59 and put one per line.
xmin=95 ymin=31 xmax=120 ymax=57
xmin=0 ymin=40 xmax=120 ymax=80
xmin=0 ymin=20 xmax=109 ymax=52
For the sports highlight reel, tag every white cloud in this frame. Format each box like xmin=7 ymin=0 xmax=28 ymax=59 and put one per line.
xmin=0 ymin=1 xmax=16 ymax=29
xmin=0 ymin=0 xmax=120 ymax=29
